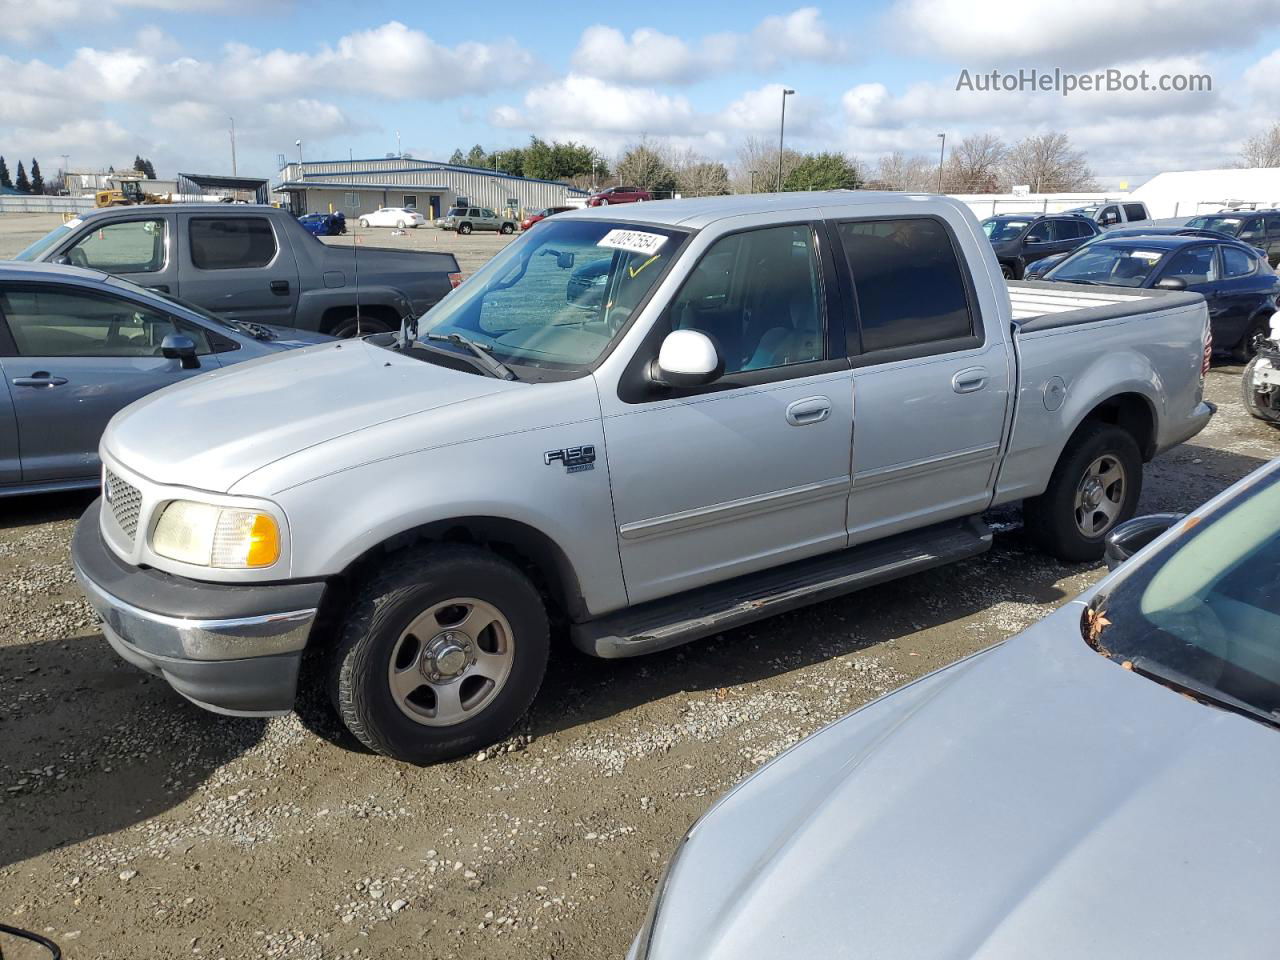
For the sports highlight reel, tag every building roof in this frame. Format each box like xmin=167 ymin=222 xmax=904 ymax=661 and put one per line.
xmin=178 ymin=173 xmax=270 ymax=190
xmin=284 ymin=158 xmax=590 ymax=193
xmin=274 ymin=180 xmax=450 ymax=192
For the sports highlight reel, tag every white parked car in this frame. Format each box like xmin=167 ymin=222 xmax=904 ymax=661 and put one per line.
xmin=357 ymin=207 xmax=427 ymax=229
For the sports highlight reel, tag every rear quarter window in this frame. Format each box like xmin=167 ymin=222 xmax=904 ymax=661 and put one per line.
xmin=189 ymin=217 xmax=277 ymax=270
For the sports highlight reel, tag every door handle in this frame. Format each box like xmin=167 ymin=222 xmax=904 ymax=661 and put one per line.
xmin=270 ymin=280 xmax=290 ymax=294
xmin=13 ymin=373 xmax=67 ymax=388
xmin=952 ymin=367 xmax=988 ymax=394
xmin=786 ymin=396 xmax=831 ymax=426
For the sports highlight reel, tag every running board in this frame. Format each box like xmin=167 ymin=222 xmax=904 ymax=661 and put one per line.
xmin=572 ymin=516 xmax=992 ymax=659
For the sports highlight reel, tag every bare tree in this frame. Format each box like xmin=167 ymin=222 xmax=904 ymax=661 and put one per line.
xmin=670 ymin=148 xmax=730 ymax=197
xmin=943 ymin=133 xmax=1006 ymax=193
xmin=1239 ymin=123 xmax=1280 ymax=168
xmin=867 ymin=151 xmax=934 ymax=191
xmin=730 ymin=136 xmax=803 ymax=193
xmin=615 ymin=137 xmax=677 ymax=195
xmin=1000 ymin=132 xmax=1096 ymax=192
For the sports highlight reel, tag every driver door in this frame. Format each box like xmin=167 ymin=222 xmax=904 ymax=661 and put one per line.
xmin=0 ymin=283 xmax=216 ymax=483
xmin=57 ymin=215 xmax=177 ymax=295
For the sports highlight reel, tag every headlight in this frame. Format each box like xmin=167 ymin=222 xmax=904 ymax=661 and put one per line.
xmin=152 ymin=500 xmax=281 ymax=568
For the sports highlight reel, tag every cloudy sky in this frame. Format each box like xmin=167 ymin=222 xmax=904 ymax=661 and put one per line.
xmin=2 ymin=0 xmax=1279 ymax=186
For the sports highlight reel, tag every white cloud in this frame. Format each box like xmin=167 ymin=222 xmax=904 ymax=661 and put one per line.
xmin=492 ymin=74 xmax=699 ymax=136
xmin=719 ymin=84 xmax=826 ymax=136
xmin=571 ymin=26 xmax=724 ymax=84
xmin=891 ymin=0 xmax=1277 ymax=67
xmin=0 ymin=0 xmax=290 ymax=44
xmin=755 ymin=7 xmax=847 ymax=63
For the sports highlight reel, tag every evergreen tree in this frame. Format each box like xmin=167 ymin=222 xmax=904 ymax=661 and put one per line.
xmin=464 ymin=144 xmax=487 ymax=167
xmin=448 ymin=148 xmax=465 ymax=165
xmin=14 ymin=161 xmax=30 ymax=193
xmin=29 ymin=158 xmax=44 ymax=195
xmin=132 ymin=155 xmax=156 ymax=179
xmin=0 ymin=156 xmax=11 ymax=190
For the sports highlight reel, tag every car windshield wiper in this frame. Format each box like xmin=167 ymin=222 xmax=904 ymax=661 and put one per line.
xmin=1130 ymin=656 xmax=1280 ymax=730
xmin=424 ymin=332 xmax=517 ymax=381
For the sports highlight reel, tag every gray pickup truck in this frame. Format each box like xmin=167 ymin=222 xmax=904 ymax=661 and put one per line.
xmin=71 ymin=192 xmax=1214 ymax=764
xmin=15 ymin=204 xmax=460 ymax=338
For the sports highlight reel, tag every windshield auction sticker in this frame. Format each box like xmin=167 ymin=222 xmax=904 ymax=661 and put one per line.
xmin=598 ymin=229 xmax=668 ymax=256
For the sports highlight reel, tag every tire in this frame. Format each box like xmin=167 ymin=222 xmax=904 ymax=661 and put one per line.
xmin=1024 ymin=422 xmax=1143 ymax=562
xmin=1241 ymin=357 xmax=1280 ymax=422
xmin=458 ymin=223 xmax=473 ymax=235
xmin=598 ymin=198 xmax=609 ymax=206
xmin=358 ymin=218 xmax=369 ymax=228
xmin=1233 ymin=313 xmax=1272 ymax=363
xmin=500 ymin=223 xmax=514 ymax=234
xmin=329 ymin=314 xmax=394 ymax=338
xmin=396 ymin=220 xmax=406 ymax=229
xmin=328 ymin=544 xmax=549 ymax=764
xmin=1000 ymin=262 xmax=1015 ymax=280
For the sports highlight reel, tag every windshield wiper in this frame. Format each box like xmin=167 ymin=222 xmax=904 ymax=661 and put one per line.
xmin=425 ymin=332 xmax=517 ymax=380
xmin=1130 ymin=656 xmax=1280 ymax=730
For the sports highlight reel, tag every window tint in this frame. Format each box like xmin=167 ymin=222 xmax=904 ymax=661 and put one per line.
xmin=1222 ymin=246 xmax=1257 ymax=279
xmin=837 ymin=217 xmax=974 ymax=354
xmin=0 ymin=286 xmax=208 ymax=357
xmin=668 ymin=224 xmax=824 ymax=374
xmin=1099 ymin=206 xmax=1120 ymax=226
xmin=468 ymin=208 xmax=481 ymax=218
xmin=1025 ymin=221 xmax=1051 ymax=243
xmin=1161 ymin=245 xmax=1218 ymax=285
xmin=483 ymin=209 xmax=496 ymax=218
xmin=66 ymin=219 xmax=165 ymax=273
xmin=1123 ymin=203 xmax=1147 ymax=221
xmin=1267 ymin=216 xmax=1280 ymax=237
xmin=188 ymin=218 xmax=276 ymax=270
xmin=1239 ymin=217 xmax=1266 ymax=240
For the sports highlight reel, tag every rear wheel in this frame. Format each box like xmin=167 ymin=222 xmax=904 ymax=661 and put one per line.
xmin=1233 ymin=313 xmax=1272 ymax=363
xmin=1000 ymin=262 xmax=1015 ymax=280
xmin=1024 ymin=423 xmax=1142 ymax=562
xmin=358 ymin=218 xmax=369 ymax=228
xmin=458 ymin=222 xmax=473 ymax=235
xmin=396 ymin=219 xmax=406 ymax=229
xmin=328 ymin=545 xmax=549 ymax=764
xmin=500 ymin=223 xmax=514 ymax=234
xmin=329 ymin=313 xmax=394 ymax=338
xmin=1241 ymin=357 xmax=1280 ymax=422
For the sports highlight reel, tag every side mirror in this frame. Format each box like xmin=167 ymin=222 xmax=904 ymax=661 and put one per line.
xmin=161 ymin=333 xmax=201 ymax=370
xmin=651 ymin=329 xmax=723 ymax=387
xmin=53 ymin=254 xmax=70 ymax=265
xmin=1104 ymin=513 xmax=1184 ymax=570
xmin=1155 ymin=276 xmax=1187 ymax=291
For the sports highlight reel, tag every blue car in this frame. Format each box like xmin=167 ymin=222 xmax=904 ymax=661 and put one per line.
xmin=297 ymin=212 xmax=347 ymax=237
xmin=0 ymin=261 xmax=333 ymax=496
xmin=1039 ymin=234 xmax=1280 ymax=360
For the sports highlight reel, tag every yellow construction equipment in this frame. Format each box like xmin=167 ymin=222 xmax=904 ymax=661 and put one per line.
xmin=94 ymin=179 xmax=171 ymax=208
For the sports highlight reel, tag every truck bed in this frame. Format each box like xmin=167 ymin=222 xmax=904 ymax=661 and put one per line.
xmin=1008 ymin=280 xmax=1203 ymax=331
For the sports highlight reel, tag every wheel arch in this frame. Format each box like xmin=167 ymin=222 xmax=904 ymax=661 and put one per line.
xmin=1071 ymin=391 xmax=1158 ymax=461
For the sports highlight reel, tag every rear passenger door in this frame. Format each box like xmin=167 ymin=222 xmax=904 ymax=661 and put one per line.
xmin=177 ymin=213 xmax=299 ymax=325
xmin=832 ymin=215 xmax=1013 ymax=543
xmin=1264 ymin=215 xmax=1280 ymax=267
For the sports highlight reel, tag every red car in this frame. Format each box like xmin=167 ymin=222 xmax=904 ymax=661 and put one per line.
xmin=586 ymin=186 xmax=651 ymax=206
xmin=519 ymin=205 xmax=574 ymax=231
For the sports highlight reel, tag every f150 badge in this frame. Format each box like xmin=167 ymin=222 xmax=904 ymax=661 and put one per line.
xmin=544 ymin=445 xmax=596 ymax=474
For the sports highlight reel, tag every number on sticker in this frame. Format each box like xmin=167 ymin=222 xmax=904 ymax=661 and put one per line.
xmin=598 ymin=229 xmax=668 ymax=256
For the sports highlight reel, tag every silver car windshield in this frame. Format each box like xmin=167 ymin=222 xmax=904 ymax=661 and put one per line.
xmin=1090 ymin=465 xmax=1280 ymax=725
xmin=417 ymin=218 xmax=686 ymax=371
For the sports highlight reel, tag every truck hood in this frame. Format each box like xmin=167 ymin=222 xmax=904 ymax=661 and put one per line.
xmin=103 ymin=339 xmax=516 ymax=493
xmin=646 ymin=602 xmax=1280 ymax=959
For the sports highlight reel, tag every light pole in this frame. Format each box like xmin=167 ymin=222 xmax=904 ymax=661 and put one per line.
xmin=396 ymin=130 xmax=402 ymax=159
xmin=58 ymin=154 xmax=69 ymax=195
xmin=229 ymin=117 xmax=237 ymax=176
xmin=295 ymin=138 xmax=303 ymax=173
xmin=936 ymin=132 xmax=946 ymax=193
xmin=777 ymin=88 xmax=795 ymax=191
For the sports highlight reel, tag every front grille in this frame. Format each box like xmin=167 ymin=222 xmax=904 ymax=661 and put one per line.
xmin=104 ymin=468 xmax=143 ymax=541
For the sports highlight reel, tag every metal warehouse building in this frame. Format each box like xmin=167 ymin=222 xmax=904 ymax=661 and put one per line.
xmin=275 ymin=157 xmax=588 ymax=221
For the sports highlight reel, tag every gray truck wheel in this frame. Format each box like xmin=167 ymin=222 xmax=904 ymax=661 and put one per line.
xmin=1024 ymin=422 xmax=1142 ymax=562
xmin=458 ymin=223 xmax=473 ymax=235
xmin=500 ymin=223 xmax=514 ymax=234
xmin=1241 ymin=357 xmax=1280 ymax=422
xmin=328 ymin=544 xmax=549 ymax=764
xmin=329 ymin=314 xmax=393 ymax=338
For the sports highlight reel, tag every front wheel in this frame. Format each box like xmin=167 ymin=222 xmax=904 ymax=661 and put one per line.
xmin=1000 ymin=262 xmax=1015 ymax=280
xmin=396 ymin=220 xmax=406 ymax=229
xmin=328 ymin=545 xmax=549 ymax=764
xmin=358 ymin=218 xmax=370 ymax=228
xmin=1234 ymin=313 xmax=1272 ymax=363
xmin=1241 ymin=357 xmax=1280 ymax=423
xmin=458 ymin=222 xmax=473 ymax=235
xmin=1024 ymin=423 xmax=1143 ymax=562
xmin=598 ymin=198 xmax=609 ymax=206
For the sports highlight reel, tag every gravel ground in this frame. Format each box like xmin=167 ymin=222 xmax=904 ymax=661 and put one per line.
xmin=1 ymin=212 xmax=1278 ymax=959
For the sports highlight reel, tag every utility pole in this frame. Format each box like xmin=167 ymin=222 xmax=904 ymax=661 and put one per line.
xmin=396 ymin=130 xmax=402 ymax=159
xmin=777 ymin=88 xmax=795 ymax=191
xmin=229 ymin=118 xmax=237 ymax=176
xmin=936 ymin=132 xmax=946 ymax=193
xmin=295 ymin=139 xmax=303 ymax=172
xmin=58 ymin=154 xmax=69 ymax=195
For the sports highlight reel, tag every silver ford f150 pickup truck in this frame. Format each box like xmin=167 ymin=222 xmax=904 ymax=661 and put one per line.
xmin=71 ymin=192 xmax=1214 ymax=763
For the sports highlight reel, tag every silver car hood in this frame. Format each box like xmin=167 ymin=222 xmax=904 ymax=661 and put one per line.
xmin=648 ymin=601 xmax=1280 ymax=959
xmin=103 ymin=340 xmax=517 ymax=494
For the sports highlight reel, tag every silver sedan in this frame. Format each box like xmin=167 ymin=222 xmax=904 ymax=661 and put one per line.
xmin=632 ymin=457 xmax=1280 ymax=959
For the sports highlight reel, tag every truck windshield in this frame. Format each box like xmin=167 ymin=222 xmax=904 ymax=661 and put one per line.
xmin=1087 ymin=464 xmax=1280 ymax=727
xmin=982 ymin=219 xmax=1032 ymax=241
xmin=1045 ymin=244 xmax=1166 ymax=286
xmin=417 ymin=218 xmax=687 ymax=373
xmin=13 ymin=222 xmax=74 ymax=261
xmin=1184 ymin=215 xmax=1244 ymax=236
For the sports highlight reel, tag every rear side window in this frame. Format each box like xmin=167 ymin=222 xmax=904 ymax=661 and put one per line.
xmin=1123 ymin=203 xmax=1147 ymax=221
xmin=1267 ymin=216 xmax=1280 ymax=237
xmin=837 ymin=218 xmax=975 ymax=355
xmin=1222 ymin=246 xmax=1258 ymax=278
xmin=189 ymin=218 xmax=276 ymax=270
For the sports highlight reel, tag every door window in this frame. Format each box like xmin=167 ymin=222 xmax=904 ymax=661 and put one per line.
xmin=1266 ymin=216 xmax=1280 ymax=237
xmin=1099 ymin=206 xmax=1121 ymax=226
xmin=837 ymin=217 xmax=976 ymax=355
xmin=1238 ymin=217 xmax=1266 ymax=242
xmin=1221 ymin=245 xmax=1258 ymax=279
xmin=1123 ymin=203 xmax=1148 ymax=221
xmin=1160 ymin=245 xmax=1218 ymax=285
xmin=1025 ymin=221 xmax=1051 ymax=243
xmin=0 ymin=286 xmax=209 ymax=357
xmin=189 ymin=217 xmax=277 ymax=270
xmin=468 ymin=208 xmax=481 ymax=218
xmin=667 ymin=224 xmax=824 ymax=374
xmin=64 ymin=219 xmax=165 ymax=273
